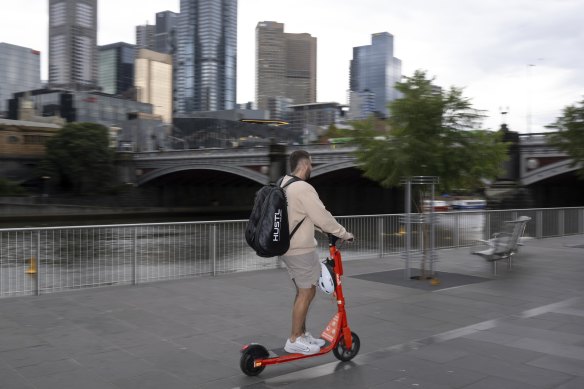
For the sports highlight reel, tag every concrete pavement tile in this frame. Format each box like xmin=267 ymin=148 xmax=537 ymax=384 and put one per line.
xmin=461 ymin=375 xmax=538 ymax=389
xmin=14 ymin=358 xmax=82 ymax=379
xmin=488 ymin=322 xmax=584 ymax=345
xmin=444 ymin=337 xmax=546 ymax=364
xmin=0 ymin=333 xmax=47 ymax=352
xmin=111 ymin=369 xmax=193 ymax=389
xmin=0 ymin=367 xmax=35 ymax=389
xmin=72 ymin=349 xmax=155 ymax=382
xmin=509 ymin=337 xmax=584 ymax=361
xmin=463 ymin=328 xmax=522 ymax=345
xmin=368 ymin=354 xmax=488 ymax=388
xmin=404 ymin=343 xmax=469 ymax=363
xmin=451 ymin=353 xmax=571 ymax=387
xmin=276 ymin=364 xmax=405 ymax=389
xmin=526 ymin=355 xmax=584 ymax=377
xmin=554 ymin=377 xmax=584 ymax=389
xmin=0 ymin=344 xmax=69 ymax=368
xmin=27 ymin=368 xmax=117 ymax=389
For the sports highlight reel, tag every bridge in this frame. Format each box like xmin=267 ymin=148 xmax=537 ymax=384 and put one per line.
xmin=112 ymin=134 xmax=584 ymax=213
xmin=118 ymin=134 xmax=577 ymax=187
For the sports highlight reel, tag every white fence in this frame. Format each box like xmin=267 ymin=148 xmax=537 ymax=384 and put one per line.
xmin=1 ymin=207 xmax=583 ymax=298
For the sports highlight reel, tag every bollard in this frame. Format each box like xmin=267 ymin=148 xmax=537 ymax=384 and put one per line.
xmin=25 ymin=256 xmax=37 ymax=275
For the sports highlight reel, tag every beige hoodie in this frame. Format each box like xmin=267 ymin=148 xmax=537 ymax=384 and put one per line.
xmin=281 ymin=175 xmax=351 ymax=256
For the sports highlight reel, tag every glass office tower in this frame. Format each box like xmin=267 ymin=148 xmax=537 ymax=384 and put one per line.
xmin=175 ymin=0 xmax=237 ymax=113
xmin=48 ymin=0 xmax=98 ymax=90
xmin=256 ymin=21 xmax=317 ymax=116
xmin=0 ymin=43 xmax=42 ymax=116
xmin=349 ymin=32 xmax=401 ymax=118
xmin=155 ymin=11 xmax=178 ymax=54
xmin=98 ymin=42 xmax=136 ymax=96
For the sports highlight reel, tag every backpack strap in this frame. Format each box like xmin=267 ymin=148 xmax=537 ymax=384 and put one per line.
xmin=290 ymin=217 xmax=305 ymax=239
xmin=279 ymin=175 xmax=302 ymax=189
xmin=280 ymin=175 xmax=305 ymax=239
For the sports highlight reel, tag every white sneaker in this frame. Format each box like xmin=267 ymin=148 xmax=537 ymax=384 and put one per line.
xmin=304 ymin=332 xmax=326 ymax=347
xmin=284 ymin=336 xmax=320 ymax=355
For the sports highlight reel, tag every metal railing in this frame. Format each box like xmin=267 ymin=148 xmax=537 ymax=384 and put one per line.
xmin=1 ymin=207 xmax=583 ymax=298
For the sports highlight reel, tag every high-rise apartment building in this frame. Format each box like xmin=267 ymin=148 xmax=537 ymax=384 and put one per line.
xmin=155 ymin=11 xmax=178 ymax=54
xmin=175 ymin=0 xmax=237 ymax=113
xmin=135 ymin=49 xmax=173 ymax=123
xmin=256 ymin=21 xmax=317 ymax=116
xmin=349 ymin=32 xmax=401 ymax=119
xmin=48 ymin=0 xmax=98 ymax=90
xmin=136 ymin=24 xmax=156 ymax=51
xmin=98 ymin=42 xmax=135 ymax=96
xmin=0 ymin=43 xmax=42 ymax=116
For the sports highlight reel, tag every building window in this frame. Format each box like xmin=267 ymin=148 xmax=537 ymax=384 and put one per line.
xmin=23 ymin=135 xmax=49 ymax=145
xmin=7 ymin=135 xmax=20 ymax=144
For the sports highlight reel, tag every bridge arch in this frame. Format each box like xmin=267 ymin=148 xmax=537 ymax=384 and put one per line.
xmin=312 ymin=160 xmax=358 ymax=178
xmin=136 ymin=163 xmax=268 ymax=186
xmin=522 ymin=159 xmax=581 ymax=186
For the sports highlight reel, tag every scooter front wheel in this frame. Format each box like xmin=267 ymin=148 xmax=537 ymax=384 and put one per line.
xmin=333 ymin=331 xmax=360 ymax=362
xmin=240 ymin=345 xmax=269 ymax=376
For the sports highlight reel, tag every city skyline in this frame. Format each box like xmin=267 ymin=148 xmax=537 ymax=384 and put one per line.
xmin=0 ymin=0 xmax=582 ymax=132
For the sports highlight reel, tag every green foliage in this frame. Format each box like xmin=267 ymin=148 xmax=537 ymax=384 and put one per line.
xmin=0 ymin=178 xmax=27 ymax=196
xmin=41 ymin=122 xmax=115 ymax=194
xmin=546 ymin=99 xmax=584 ymax=179
xmin=353 ymin=70 xmax=509 ymax=192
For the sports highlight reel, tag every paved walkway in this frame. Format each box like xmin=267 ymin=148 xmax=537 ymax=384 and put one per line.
xmin=1 ymin=235 xmax=584 ymax=389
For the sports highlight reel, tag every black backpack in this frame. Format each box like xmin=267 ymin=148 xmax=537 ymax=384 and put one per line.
xmin=245 ymin=176 xmax=305 ymax=257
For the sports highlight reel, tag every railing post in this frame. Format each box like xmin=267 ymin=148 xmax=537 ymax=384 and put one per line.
xmin=558 ymin=209 xmax=565 ymax=237
xmin=378 ymin=217 xmax=384 ymax=257
xmin=209 ymin=224 xmax=217 ymax=276
xmin=35 ymin=231 xmax=41 ymax=296
xmin=132 ymin=228 xmax=137 ymax=285
xmin=454 ymin=213 xmax=460 ymax=247
xmin=536 ymin=210 xmax=543 ymax=239
xmin=485 ymin=212 xmax=491 ymax=240
xmin=580 ymin=208 xmax=584 ymax=234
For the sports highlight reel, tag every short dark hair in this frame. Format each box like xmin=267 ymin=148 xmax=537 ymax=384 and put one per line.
xmin=289 ymin=150 xmax=311 ymax=173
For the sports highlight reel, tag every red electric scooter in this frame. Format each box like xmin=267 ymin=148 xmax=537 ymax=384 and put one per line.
xmin=240 ymin=234 xmax=360 ymax=376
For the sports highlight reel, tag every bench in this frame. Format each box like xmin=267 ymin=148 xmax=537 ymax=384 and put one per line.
xmin=472 ymin=216 xmax=531 ymax=275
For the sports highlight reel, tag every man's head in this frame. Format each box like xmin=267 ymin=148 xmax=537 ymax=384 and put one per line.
xmin=289 ymin=150 xmax=312 ymax=180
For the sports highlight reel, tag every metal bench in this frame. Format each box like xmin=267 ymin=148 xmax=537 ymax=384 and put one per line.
xmin=472 ymin=216 xmax=531 ymax=275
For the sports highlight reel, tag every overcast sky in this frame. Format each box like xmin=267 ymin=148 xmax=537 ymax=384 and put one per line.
xmin=1 ymin=0 xmax=582 ymax=133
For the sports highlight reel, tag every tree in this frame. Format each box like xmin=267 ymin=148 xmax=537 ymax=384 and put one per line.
xmin=41 ymin=122 xmax=115 ymax=194
xmin=546 ymin=98 xmax=584 ymax=179
xmin=353 ymin=70 xmax=508 ymax=193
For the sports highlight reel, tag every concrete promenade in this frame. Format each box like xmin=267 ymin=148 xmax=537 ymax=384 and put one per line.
xmin=1 ymin=235 xmax=583 ymax=388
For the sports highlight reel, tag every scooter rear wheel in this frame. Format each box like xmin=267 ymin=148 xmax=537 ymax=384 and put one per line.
xmin=333 ymin=331 xmax=360 ymax=362
xmin=240 ymin=345 xmax=269 ymax=376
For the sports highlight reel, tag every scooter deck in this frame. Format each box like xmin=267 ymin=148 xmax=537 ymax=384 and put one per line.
xmin=265 ymin=342 xmax=331 ymax=358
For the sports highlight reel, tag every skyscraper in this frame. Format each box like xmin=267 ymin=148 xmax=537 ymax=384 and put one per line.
xmin=175 ymin=0 xmax=237 ymax=113
xmin=256 ymin=21 xmax=317 ymax=116
xmin=48 ymin=0 xmax=98 ymax=90
xmin=349 ymin=32 xmax=401 ymax=119
xmin=136 ymin=24 xmax=156 ymax=51
xmin=98 ymin=42 xmax=136 ymax=96
xmin=0 ymin=43 xmax=42 ymax=116
xmin=155 ymin=11 xmax=178 ymax=54
xmin=135 ymin=48 xmax=173 ymax=123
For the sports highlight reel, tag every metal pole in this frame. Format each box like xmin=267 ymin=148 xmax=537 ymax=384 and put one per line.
xmin=132 ymin=228 xmax=137 ymax=285
xmin=559 ymin=209 xmax=565 ymax=237
xmin=210 ymin=225 xmax=217 ymax=276
xmin=405 ymin=179 xmax=411 ymax=280
xmin=537 ymin=210 xmax=543 ymax=239
xmin=378 ymin=217 xmax=384 ymax=257
xmin=35 ymin=231 xmax=41 ymax=296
